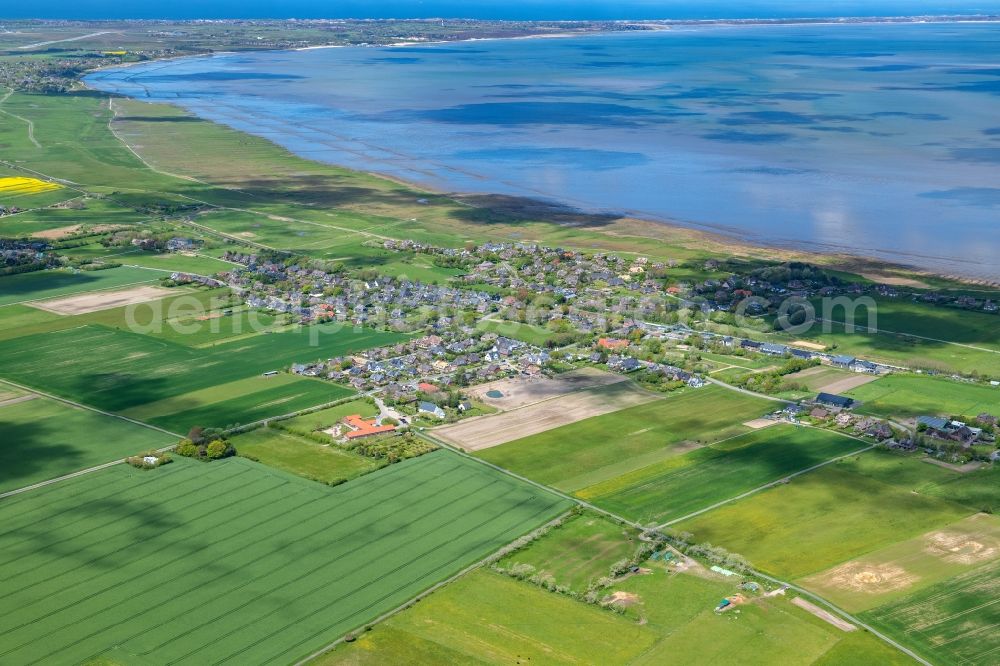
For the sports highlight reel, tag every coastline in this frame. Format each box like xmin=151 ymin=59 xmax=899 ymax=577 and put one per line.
xmin=80 ymin=29 xmax=999 ymax=287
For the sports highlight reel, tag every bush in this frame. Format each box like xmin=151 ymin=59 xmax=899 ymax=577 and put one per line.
xmin=175 ymin=439 xmax=198 ymax=457
xmin=206 ymin=439 xmax=234 ymax=460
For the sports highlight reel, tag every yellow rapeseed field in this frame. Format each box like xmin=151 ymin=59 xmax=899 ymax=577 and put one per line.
xmin=0 ymin=176 xmax=62 ymax=196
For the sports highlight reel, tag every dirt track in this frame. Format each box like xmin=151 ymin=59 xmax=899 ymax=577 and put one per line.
xmin=792 ymin=597 xmax=857 ymax=631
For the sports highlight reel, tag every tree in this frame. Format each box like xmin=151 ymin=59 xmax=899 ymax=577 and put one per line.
xmin=175 ymin=439 xmax=198 ymax=457
xmin=187 ymin=427 xmax=205 ymax=445
xmin=206 ymin=439 xmax=229 ymax=459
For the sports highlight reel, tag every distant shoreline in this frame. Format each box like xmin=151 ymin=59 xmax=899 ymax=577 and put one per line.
xmin=80 ymin=20 xmax=1000 ymax=286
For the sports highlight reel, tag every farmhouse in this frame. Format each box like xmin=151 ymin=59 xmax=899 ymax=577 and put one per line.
xmin=597 ymin=337 xmax=629 ymax=350
xmin=341 ymin=414 xmax=396 ymax=440
xmin=418 ymin=401 xmax=446 ymax=418
xmin=815 ymin=392 xmax=855 ymax=409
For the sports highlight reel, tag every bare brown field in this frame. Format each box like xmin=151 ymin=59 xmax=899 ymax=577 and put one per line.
xmin=28 ymin=285 xmax=176 ymax=315
xmin=791 ymin=340 xmax=828 ymax=351
xmin=467 ymin=368 xmax=627 ymax=411
xmin=435 ymin=382 xmax=659 ymax=451
xmin=743 ymin=418 xmax=778 ymax=429
xmin=31 ymin=224 xmax=123 ymax=240
xmin=818 ymin=373 xmax=880 ymax=395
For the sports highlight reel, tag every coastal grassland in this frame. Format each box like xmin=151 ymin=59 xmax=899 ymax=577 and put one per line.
xmin=800 ymin=513 xmax=1000 ymax=613
xmin=497 ymin=513 xmax=639 ymax=592
xmin=476 ymin=318 xmax=556 ymax=346
xmin=675 ymin=453 xmax=974 ymax=579
xmin=0 ymin=266 xmax=160 ymax=306
xmin=845 ymin=374 xmax=999 ymax=420
xmin=0 ymin=393 xmax=174 ymax=493
xmin=106 ymin=96 xmax=777 ymax=271
xmin=477 ymin=386 xmax=771 ymax=492
xmin=320 ymin=563 xmax=908 ymax=666
xmin=232 ymin=427 xmax=379 ymax=483
xmin=578 ymin=425 xmax=864 ymax=524
xmin=0 ymin=322 xmax=396 ymax=418
xmin=0 ymin=451 xmax=570 ymax=665
xmin=859 ymin=559 xmax=1000 ymax=666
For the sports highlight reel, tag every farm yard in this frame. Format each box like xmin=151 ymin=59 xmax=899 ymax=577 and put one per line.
xmin=434 ymin=380 xmax=657 ymax=452
xmin=577 ymin=425 xmax=865 ymax=525
xmin=0 ymin=451 xmax=570 ymax=665
xmin=0 ymin=389 xmax=174 ymax=493
xmin=478 ymin=386 xmax=771 ymax=492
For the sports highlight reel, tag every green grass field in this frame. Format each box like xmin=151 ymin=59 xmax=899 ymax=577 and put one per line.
xmin=676 ymin=454 xmax=973 ymax=579
xmin=143 ymin=376 xmax=353 ymax=432
xmin=0 ymin=451 xmax=569 ymax=664
xmin=316 ymin=569 xmax=660 ymax=665
xmin=233 ymin=427 xmax=379 ymax=483
xmin=0 ymin=266 xmax=161 ymax=306
xmin=274 ymin=399 xmax=378 ymax=434
xmin=846 ymin=374 xmax=999 ymax=420
xmin=497 ymin=513 xmax=639 ymax=591
xmin=476 ymin=318 xmax=556 ymax=346
xmin=322 ymin=561 xmax=911 ymax=666
xmin=859 ymin=559 xmax=1000 ymax=666
xmin=0 ymin=323 xmax=395 ymax=423
xmin=0 ymin=393 xmax=174 ymax=493
xmin=796 ymin=297 xmax=1000 ymax=376
xmin=478 ymin=386 xmax=771 ymax=492
xmin=800 ymin=513 xmax=1000 ymax=613
xmin=578 ymin=425 xmax=865 ymax=524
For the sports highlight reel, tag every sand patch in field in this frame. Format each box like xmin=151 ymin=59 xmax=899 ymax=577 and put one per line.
xmin=924 ymin=529 xmax=999 ymax=566
xmin=820 ymin=562 xmax=918 ymax=595
xmin=743 ymin=418 xmax=778 ymax=429
xmin=28 ymin=285 xmax=174 ymax=315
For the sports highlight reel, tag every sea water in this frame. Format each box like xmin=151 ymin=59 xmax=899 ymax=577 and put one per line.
xmin=87 ymin=23 xmax=1000 ymax=278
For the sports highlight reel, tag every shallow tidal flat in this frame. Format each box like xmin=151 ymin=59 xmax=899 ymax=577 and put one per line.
xmin=88 ymin=23 xmax=1000 ymax=279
